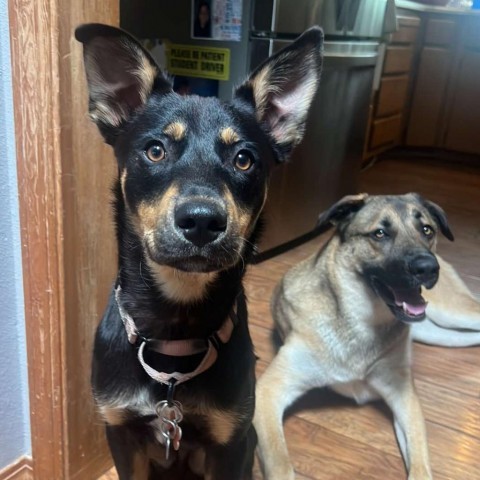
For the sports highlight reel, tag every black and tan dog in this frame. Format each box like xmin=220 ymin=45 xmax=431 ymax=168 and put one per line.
xmin=254 ymin=193 xmax=480 ymax=480
xmin=75 ymin=23 xmax=323 ymax=479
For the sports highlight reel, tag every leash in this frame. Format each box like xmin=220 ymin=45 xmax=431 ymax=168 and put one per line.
xmin=114 ymin=284 xmax=240 ymax=459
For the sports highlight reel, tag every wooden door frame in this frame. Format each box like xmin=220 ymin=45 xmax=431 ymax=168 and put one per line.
xmin=8 ymin=0 xmax=117 ymax=478
xmin=9 ymin=0 xmax=67 ymax=477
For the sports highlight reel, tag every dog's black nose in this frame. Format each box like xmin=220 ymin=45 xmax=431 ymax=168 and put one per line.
xmin=175 ymin=202 xmax=227 ymax=247
xmin=408 ymin=254 xmax=439 ymax=288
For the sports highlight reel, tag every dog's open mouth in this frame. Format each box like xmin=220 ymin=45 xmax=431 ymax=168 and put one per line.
xmin=371 ymin=278 xmax=427 ymax=323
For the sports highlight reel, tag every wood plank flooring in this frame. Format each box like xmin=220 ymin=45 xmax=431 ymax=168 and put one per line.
xmin=100 ymin=157 xmax=480 ymax=479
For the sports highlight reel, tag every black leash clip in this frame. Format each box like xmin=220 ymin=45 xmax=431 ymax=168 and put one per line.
xmin=166 ymin=378 xmax=177 ymax=407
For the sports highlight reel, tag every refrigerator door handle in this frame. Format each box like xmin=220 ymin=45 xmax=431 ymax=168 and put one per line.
xmin=324 ymin=52 xmax=378 ymax=68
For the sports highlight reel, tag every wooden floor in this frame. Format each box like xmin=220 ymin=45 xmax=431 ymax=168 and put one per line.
xmin=100 ymin=157 xmax=480 ymax=479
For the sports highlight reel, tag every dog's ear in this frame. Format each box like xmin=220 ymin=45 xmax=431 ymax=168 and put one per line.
xmin=316 ymin=193 xmax=368 ymax=232
xmin=234 ymin=27 xmax=323 ymax=162
xmin=412 ymin=194 xmax=454 ymax=241
xmin=75 ymin=23 xmax=172 ymax=143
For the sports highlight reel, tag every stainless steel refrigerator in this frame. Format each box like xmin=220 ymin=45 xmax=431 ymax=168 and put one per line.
xmin=249 ymin=0 xmax=394 ymax=255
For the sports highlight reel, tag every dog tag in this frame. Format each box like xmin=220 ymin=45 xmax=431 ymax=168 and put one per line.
xmin=172 ymin=424 xmax=182 ymax=451
xmin=158 ymin=402 xmax=184 ymax=459
xmin=160 ymin=418 xmax=177 ymax=460
xmin=164 ymin=434 xmax=171 ymax=460
xmin=156 ymin=380 xmax=184 ymax=458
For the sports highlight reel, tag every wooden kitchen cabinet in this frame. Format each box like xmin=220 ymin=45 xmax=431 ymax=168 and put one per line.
xmin=442 ymin=18 xmax=480 ymax=155
xmin=370 ymin=115 xmax=403 ymax=149
xmin=365 ymin=4 xmax=480 ymax=159
xmin=383 ymin=46 xmax=415 ymax=74
xmin=424 ymin=18 xmax=457 ymax=45
xmin=406 ymin=17 xmax=458 ymax=147
xmin=364 ymin=14 xmax=420 ymax=158
xmin=405 ymin=12 xmax=480 ymax=156
xmin=406 ymin=46 xmax=454 ymax=147
xmin=444 ymin=49 xmax=480 ymax=154
xmin=376 ymin=76 xmax=410 ymax=117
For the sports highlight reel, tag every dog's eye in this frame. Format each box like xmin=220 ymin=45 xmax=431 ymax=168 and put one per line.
xmin=234 ymin=150 xmax=254 ymax=171
xmin=373 ymin=229 xmax=387 ymax=239
xmin=423 ymin=225 xmax=434 ymax=237
xmin=145 ymin=142 xmax=166 ymax=162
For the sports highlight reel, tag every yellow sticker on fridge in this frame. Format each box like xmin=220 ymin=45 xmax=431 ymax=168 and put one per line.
xmin=166 ymin=44 xmax=230 ymax=81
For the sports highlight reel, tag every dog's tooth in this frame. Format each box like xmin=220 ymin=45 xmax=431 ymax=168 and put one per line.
xmin=402 ymin=302 xmax=407 ymax=313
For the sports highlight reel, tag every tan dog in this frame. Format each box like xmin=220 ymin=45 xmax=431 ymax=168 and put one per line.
xmin=254 ymin=193 xmax=480 ymax=480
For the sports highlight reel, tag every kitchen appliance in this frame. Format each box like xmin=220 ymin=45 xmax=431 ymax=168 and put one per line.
xmin=250 ymin=0 xmax=394 ymax=255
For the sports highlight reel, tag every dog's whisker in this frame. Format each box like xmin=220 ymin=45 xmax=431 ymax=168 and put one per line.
xmin=236 ymin=235 xmax=259 ymax=255
xmin=220 ymin=242 xmax=246 ymax=271
xmin=230 ymin=243 xmax=246 ymax=271
xmin=219 ymin=243 xmax=238 ymax=266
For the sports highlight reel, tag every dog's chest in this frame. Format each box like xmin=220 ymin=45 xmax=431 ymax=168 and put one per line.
xmin=97 ymin=387 xmax=242 ymax=447
xmin=316 ymin=317 xmax=408 ymax=382
xmin=323 ymin=335 xmax=381 ymax=381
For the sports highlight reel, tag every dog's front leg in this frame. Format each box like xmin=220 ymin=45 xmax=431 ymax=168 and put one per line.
xmin=106 ymin=425 xmax=150 ymax=480
xmin=254 ymin=335 xmax=325 ymax=480
xmin=368 ymin=366 xmax=432 ymax=480
xmin=204 ymin=425 xmax=256 ymax=480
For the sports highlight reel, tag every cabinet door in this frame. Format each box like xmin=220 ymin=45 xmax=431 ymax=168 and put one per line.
xmin=376 ymin=75 xmax=409 ymax=117
xmin=444 ymin=50 xmax=480 ymax=155
xmin=370 ymin=115 xmax=403 ymax=149
xmin=406 ymin=47 xmax=453 ymax=147
xmin=383 ymin=46 xmax=414 ymax=74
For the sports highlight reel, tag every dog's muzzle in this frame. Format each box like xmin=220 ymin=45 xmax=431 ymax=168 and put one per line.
xmin=368 ymin=253 xmax=440 ymax=324
xmin=146 ymin=194 xmax=242 ymax=273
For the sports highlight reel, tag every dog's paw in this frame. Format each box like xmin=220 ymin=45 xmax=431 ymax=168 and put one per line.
xmin=261 ymin=464 xmax=295 ymax=480
xmin=408 ymin=468 xmax=433 ymax=480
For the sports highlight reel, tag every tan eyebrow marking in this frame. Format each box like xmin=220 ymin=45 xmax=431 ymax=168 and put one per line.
xmin=220 ymin=127 xmax=240 ymax=145
xmin=164 ymin=122 xmax=186 ymax=141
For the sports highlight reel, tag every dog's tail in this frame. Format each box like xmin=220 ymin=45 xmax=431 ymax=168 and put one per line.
xmin=412 ymin=255 xmax=480 ymax=347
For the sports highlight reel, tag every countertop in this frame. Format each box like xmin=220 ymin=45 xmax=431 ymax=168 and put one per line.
xmin=396 ymin=0 xmax=480 ymax=15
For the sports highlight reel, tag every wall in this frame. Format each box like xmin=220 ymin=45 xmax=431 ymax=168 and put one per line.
xmin=0 ymin=0 xmax=32 ymax=468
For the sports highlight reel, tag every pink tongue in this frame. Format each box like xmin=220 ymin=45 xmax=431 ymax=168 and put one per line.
xmin=393 ymin=288 xmax=427 ymax=316
xmin=402 ymin=302 xmax=427 ymax=316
